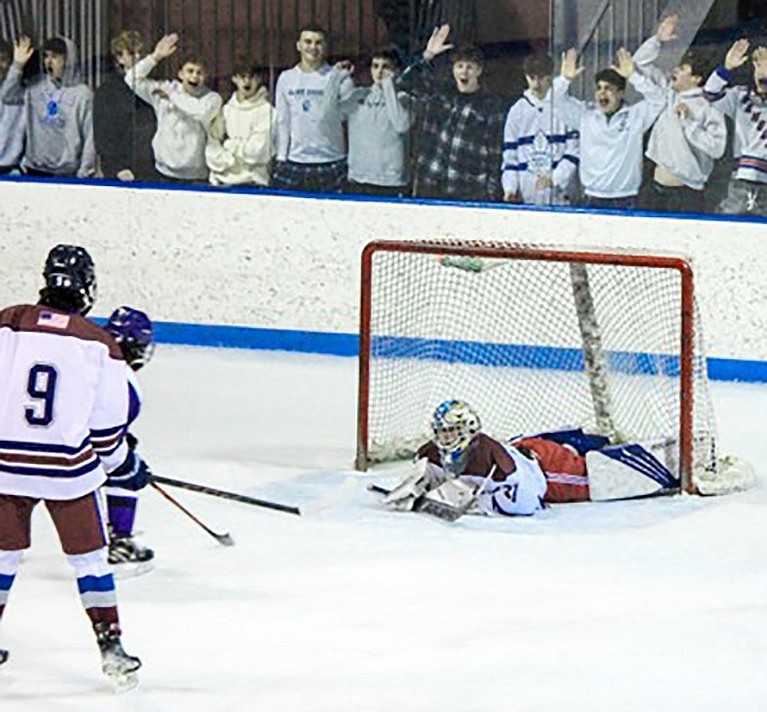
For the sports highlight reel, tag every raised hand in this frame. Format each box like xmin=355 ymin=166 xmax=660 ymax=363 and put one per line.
xmin=656 ymin=13 xmax=680 ymax=43
xmin=674 ymin=102 xmax=691 ymax=120
xmin=753 ymin=46 xmax=767 ymax=84
xmin=613 ymin=47 xmax=635 ymax=78
xmin=13 ymin=35 xmax=34 ymax=66
xmin=560 ymin=48 xmax=582 ymax=81
xmin=333 ymin=59 xmax=355 ymax=75
xmin=423 ymin=24 xmax=453 ymax=61
xmin=725 ymin=39 xmax=750 ymax=71
xmin=152 ymin=33 xmax=179 ymax=62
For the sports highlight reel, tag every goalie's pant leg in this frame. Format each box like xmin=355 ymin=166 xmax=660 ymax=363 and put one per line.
xmin=515 ymin=437 xmax=590 ymax=503
xmin=45 ymin=493 xmax=122 ymax=634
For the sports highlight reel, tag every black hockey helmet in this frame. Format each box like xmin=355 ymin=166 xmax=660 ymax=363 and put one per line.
xmin=41 ymin=244 xmax=97 ymax=315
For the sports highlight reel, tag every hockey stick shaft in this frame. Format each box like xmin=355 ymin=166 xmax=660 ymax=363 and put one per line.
xmin=149 ymin=474 xmax=302 ymax=515
xmin=150 ymin=481 xmax=234 ymax=546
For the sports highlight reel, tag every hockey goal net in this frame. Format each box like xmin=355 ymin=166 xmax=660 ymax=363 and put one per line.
xmin=356 ymin=239 xmax=752 ymax=495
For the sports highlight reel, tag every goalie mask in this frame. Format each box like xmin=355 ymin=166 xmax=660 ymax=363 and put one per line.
xmin=105 ymin=306 xmax=155 ymax=370
xmin=431 ymin=400 xmax=481 ymax=466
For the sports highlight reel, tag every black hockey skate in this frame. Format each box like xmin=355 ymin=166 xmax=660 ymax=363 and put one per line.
xmin=0 ymin=649 xmax=8 ymax=665
xmin=108 ymin=536 xmax=154 ymax=565
xmin=95 ymin=621 xmax=141 ymax=692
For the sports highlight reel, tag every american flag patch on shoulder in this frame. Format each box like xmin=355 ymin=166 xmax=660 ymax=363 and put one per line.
xmin=38 ymin=311 xmax=70 ymax=329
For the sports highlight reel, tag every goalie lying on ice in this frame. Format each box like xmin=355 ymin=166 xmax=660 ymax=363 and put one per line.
xmin=383 ymin=400 xmax=680 ymax=516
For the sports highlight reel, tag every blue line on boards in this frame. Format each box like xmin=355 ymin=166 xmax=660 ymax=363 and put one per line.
xmin=90 ymin=318 xmax=767 ymax=385
xmin=1 ymin=173 xmax=766 ymax=224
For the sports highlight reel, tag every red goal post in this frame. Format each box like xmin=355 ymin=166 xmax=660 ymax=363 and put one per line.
xmin=356 ymin=240 xmax=704 ymax=492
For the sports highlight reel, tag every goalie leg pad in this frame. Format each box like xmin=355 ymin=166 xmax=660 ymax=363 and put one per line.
xmin=586 ymin=443 xmax=679 ymax=501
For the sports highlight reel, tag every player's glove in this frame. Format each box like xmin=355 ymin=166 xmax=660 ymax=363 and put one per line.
xmin=106 ymin=450 xmax=151 ymax=491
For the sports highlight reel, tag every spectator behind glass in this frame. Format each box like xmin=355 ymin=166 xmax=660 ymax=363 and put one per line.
xmin=398 ymin=24 xmax=506 ymax=202
xmin=704 ymin=39 xmax=767 ymax=216
xmin=272 ymin=26 xmax=353 ymax=194
xmin=3 ymin=35 xmax=95 ymax=178
xmin=0 ymin=38 xmax=24 ymax=173
xmin=322 ymin=47 xmax=412 ymax=197
xmin=206 ymin=59 xmax=275 ymax=187
xmin=552 ymin=47 xmax=665 ymax=210
xmin=633 ymin=14 xmax=726 ymax=214
xmin=124 ymin=33 xmax=222 ymax=183
xmin=94 ymin=30 xmax=159 ymax=182
xmin=502 ymin=53 xmax=580 ymax=206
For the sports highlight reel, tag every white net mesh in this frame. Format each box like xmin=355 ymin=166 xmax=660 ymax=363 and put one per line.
xmin=359 ymin=241 xmax=734 ymax=492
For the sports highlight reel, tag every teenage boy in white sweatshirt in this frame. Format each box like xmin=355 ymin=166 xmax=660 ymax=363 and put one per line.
xmin=124 ymin=33 xmax=222 ymax=182
xmin=206 ymin=59 xmax=275 ymax=187
xmin=633 ymin=13 xmax=726 ymax=214
xmin=552 ymin=46 xmax=665 ymax=209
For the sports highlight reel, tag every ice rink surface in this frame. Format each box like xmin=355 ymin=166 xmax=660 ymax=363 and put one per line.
xmin=2 ymin=345 xmax=767 ymax=711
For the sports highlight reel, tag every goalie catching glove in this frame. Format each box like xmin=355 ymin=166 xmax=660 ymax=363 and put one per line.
xmin=106 ymin=449 xmax=151 ymax=491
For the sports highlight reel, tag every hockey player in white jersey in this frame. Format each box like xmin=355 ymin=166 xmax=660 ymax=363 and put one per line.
xmin=102 ymin=306 xmax=156 ymax=567
xmin=0 ymin=245 xmax=146 ymax=690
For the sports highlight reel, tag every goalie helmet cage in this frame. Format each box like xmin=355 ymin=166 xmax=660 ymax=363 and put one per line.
xmin=356 ymin=239 xmax=716 ymax=495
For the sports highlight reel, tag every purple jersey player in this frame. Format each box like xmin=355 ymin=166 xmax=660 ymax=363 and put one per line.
xmin=102 ymin=306 xmax=156 ymax=567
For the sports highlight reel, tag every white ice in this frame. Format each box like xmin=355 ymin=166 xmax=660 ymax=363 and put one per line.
xmin=2 ymin=345 xmax=767 ymax=711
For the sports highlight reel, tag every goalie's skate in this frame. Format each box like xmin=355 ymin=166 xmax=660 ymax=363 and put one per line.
xmin=95 ymin=622 xmax=141 ymax=693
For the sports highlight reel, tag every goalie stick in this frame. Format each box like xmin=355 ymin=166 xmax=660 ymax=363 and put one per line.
xmin=150 ymin=482 xmax=234 ymax=546
xmin=149 ymin=474 xmax=302 ymax=515
xmin=368 ymin=483 xmax=470 ymax=522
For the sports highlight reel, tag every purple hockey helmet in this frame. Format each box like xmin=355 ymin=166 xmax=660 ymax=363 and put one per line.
xmin=105 ymin=306 xmax=155 ymax=369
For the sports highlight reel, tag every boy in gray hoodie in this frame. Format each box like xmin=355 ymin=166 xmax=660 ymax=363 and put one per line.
xmin=3 ymin=35 xmax=95 ymax=177
xmin=323 ymin=47 xmax=412 ymax=196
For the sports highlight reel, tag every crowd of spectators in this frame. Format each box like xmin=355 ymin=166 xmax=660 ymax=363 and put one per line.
xmin=1 ymin=12 xmax=767 ymax=218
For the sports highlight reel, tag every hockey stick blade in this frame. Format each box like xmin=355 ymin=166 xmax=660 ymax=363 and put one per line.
xmin=412 ymin=496 xmax=468 ymax=523
xmin=367 ymin=483 xmax=469 ymax=522
xmin=150 ymin=475 xmax=301 ymax=515
xmin=150 ymin=482 xmax=234 ymax=546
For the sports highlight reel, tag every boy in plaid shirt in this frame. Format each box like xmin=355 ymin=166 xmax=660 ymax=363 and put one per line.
xmin=398 ymin=24 xmax=506 ymax=201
